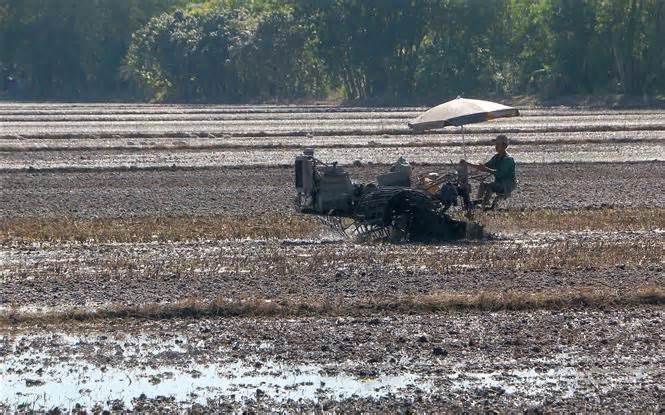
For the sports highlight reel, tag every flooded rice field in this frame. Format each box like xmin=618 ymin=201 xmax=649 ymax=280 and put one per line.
xmin=0 ymin=102 xmax=663 ymax=412
xmin=2 ymin=142 xmax=665 ymax=171
xmin=1 ymin=310 xmax=662 ymax=412
xmin=1 ymin=233 xmax=663 ymax=308
xmin=2 ymin=105 xmax=665 ymax=171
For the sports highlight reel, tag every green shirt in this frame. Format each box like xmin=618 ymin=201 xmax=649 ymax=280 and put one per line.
xmin=485 ymin=153 xmax=516 ymax=191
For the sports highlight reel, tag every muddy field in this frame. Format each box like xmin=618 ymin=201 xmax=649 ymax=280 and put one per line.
xmin=0 ymin=102 xmax=663 ymax=413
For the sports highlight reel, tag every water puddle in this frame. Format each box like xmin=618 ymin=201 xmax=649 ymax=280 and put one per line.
xmin=0 ymin=332 xmax=657 ymax=411
xmin=1 ymin=356 xmax=423 ymax=411
xmin=450 ymin=367 xmax=579 ymax=397
xmin=447 ymin=365 xmax=652 ymax=401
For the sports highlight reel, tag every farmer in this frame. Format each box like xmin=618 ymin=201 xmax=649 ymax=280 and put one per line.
xmin=461 ymin=134 xmax=516 ymax=206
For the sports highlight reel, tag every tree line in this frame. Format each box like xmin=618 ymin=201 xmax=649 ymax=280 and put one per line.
xmin=1 ymin=0 xmax=664 ymax=102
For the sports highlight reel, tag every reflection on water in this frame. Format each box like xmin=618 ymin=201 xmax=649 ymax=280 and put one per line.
xmin=0 ymin=333 xmax=656 ymax=412
xmin=1 ymin=356 xmax=423 ymax=411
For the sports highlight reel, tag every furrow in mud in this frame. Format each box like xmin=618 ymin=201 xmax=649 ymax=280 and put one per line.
xmin=0 ymin=103 xmax=423 ymax=113
xmin=1 ymin=142 xmax=664 ymax=171
xmin=4 ymin=123 xmax=665 ymax=141
xmin=2 ymin=103 xmax=664 ymax=413
xmin=2 ymin=163 xmax=665 ymax=218
xmin=1 ymin=235 xmax=663 ymax=309
xmin=2 ymin=309 xmax=662 ymax=412
xmin=3 ymin=130 xmax=665 ymax=153
xmin=0 ymin=102 xmax=663 ymax=116
xmin=3 ymin=110 xmax=665 ymax=123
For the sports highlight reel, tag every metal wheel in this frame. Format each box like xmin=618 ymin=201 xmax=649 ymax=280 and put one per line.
xmin=316 ymin=215 xmax=391 ymax=240
xmin=388 ymin=212 xmax=411 ymax=242
xmin=316 ymin=215 xmax=354 ymax=238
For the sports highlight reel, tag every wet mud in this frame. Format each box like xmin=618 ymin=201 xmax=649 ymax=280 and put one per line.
xmin=2 ymin=162 xmax=665 ymax=219
xmin=1 ymin=235 xmax=663 ymax=309
xmin=1 ymin=309 xmax=662 ymax=412
xmin=1 ymin=103 xmax=664 ymax=412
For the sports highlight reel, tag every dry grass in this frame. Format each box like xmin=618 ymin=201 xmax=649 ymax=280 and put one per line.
xmin=284 ymin=237 xmax=664 ymax=273
xmin=439 ymin=239 xmax=665 ymax=270
xmin=413 ymin=285 xmax=664 ymax=311
xmin=1 ymin=286 xmax=662 ymax=326
xmin=482 ymin=207 xmax=665 ymax=233
xmin=1 ymin=208 xmax=664 ymax=244
xmin=3 ymin=234 xmax=663 ymax=286
xmin=0 ymin=214 xmax=321 ymax=243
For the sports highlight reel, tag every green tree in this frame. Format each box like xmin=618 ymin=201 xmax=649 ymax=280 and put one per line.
xmin=126 ymin=6 xmax=325 ymax=101
xmin=415 ymin=0 xmax=510 ymax=99
xmin=295 ymin=0 xmax=432 ymax=101
xmin=0 ymin=0 xmax=183 ymax=98
xmin=3 ymin=0 xmax=665 ymax=101
xmin=126 ymin=10 xmax=247 ymax=100
xmin=595 ymin=0 xmax=665 ymax=94
xmin=547 ymin=0 xmax=602 ymax=94
xmin=238 ymin=10 xmax=327 ymax=99
xmin=501 ymin=0 xmax=555 ymax=95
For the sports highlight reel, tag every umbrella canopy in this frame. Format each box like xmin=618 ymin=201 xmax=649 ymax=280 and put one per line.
xmin=408 ymin=97 xmax=519 ymax=131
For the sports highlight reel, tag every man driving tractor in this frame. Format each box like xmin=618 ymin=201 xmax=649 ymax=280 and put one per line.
xmin=461 ymin=134 xmax=516 ymax=207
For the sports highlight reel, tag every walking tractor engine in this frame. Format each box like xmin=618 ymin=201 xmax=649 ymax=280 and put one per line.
xmin=293 ymin=149 xmax=484 ymax=242
xmin=294 ymin=148 xmax=357 ymax=216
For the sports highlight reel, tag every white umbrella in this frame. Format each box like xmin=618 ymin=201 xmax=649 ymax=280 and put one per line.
xmin=408 ymin=97 xmax=519 ymax=130
xmin=408 ymin=97 xmax=520 ymax=158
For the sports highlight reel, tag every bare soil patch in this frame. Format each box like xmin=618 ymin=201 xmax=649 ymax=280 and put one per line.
xmin=2 ymin=235 xmax=663 ymax=310
xmin=1 ymin=308 xmax=662 ymax=412
xmin=1 ymin=104 xmax=664 ymax=412
xmin=2 ymin=207 xmax=664 ymax=242
xmin=2 ymin=162 xmax=665 ymax=219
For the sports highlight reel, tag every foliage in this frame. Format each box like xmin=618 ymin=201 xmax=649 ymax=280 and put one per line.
xmin=294 ymin=0 xmax=433 ymax=101
xmin=1 ymin=0 xmax=664 ymax=101
xmin=126 ymin=10 xmax=249 ymax=100
xmin=238 ymin=10 xmax=327 ymax=100
xmin=594 ymin=0 xmax=665 ymax=94
xmin=125 ymin=7 xmax=325 ymax=101
xmin=415 ymin=0 xmax=510 ymax=99
xmin=0 ymin=0 xmax=184 ymax=98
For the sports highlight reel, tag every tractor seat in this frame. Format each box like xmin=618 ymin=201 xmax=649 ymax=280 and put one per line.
xmin=486 ymin=181 xmax=516 ymax=211
xmin=484 ymin=192 xmax=509 ymax=211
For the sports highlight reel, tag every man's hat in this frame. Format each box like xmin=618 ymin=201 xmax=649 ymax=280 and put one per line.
xmin=492 ymin=134 xmax=509 ymax=145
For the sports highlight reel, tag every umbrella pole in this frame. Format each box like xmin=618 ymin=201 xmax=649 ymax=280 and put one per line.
xmin=461 ymin=125 xmax=467 ymax=160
